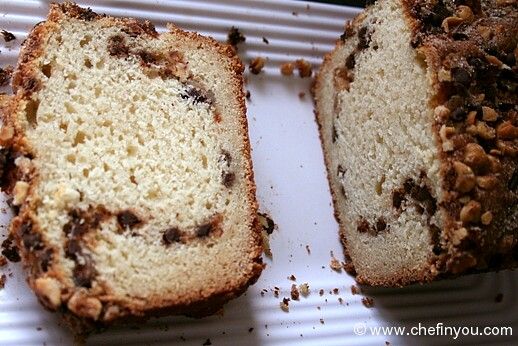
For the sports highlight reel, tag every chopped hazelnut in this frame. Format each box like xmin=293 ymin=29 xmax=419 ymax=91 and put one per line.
xmin=280 ymin=298 xmax=290 ymax=312
xmin=460 ymin=200 xmax=481 ymax=224
xmin=34 ymin=277 xmax=62 ymax=310
xmin=486 ymin=55 xmax=503 ymax=67
xmin=482 ymin=106 xmax=498 ymax=122
xmin=496 ymin=121 xmax=518 ymax=140
xmin=453 ymin=161 xmax=476 ymax=193
xmin=249 ymin=57 xmax=266 ymax=75
xmin=299 ymin=283 xmax=310 ymax=297
xmin=13 ymin=181 xmax=29 ymax=206
xmin=280 ymin=62 xmax=294 ymax=76
xmin=452 ymin=227 xmax=468 ymax=246
xmin=476 ymin=176 xmax=498 ymax=190
xmin=487 ymin=155 xmax=502 ymax=173
xmin=0 ymin=126 xmax=14 ymax=145
xmin=434 ymin=105 xmax=451 ymax=120
xmin=330 ymin=257 xmax=342 ymax=271
xmin=441 ymin=16 xmax=464 ymax=32
xmin=456 ymin=5 xmax=474 ymax=21
xmin=291 ymin=284 xmax=300 ymax=300
xmin=481 ymin=211 xmax=493 ymax=225
xmin=67 ymin=291 xmax=103 ymax=320
xmin=466 ymin=111 xmax=477 ymax=125
xmin=437 ymin=68 xmax=452 ymax=82
xmin=477 ymin=26 xmax=492 ymax=40
xmin=496 ymin=140 xmax=518 ymax=156
xmin=464 ymin=143 xmax=490 ymax=172
xmin=466 ymin=121 xmax=496 ymax=140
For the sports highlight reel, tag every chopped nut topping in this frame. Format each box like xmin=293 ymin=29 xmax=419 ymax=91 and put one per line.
xmin=280 ymin=62 xmax=294 ymax=76
xmin=453 ymin=161 xmax=476 ymax=193
xmin=466 ymin=121 xmax=496 ymax=140
xmin=456 ymin=5 xmax=474 ymax=21
xmin=437 ymin=68 xmax=452 ymax=82
xmin=485 ymin=55 xmax=503 ymax=67
xmin=351 ymin=285 xmax=361 ymax=295
xmin=476 ymin=176 xmax=498 ymax=190
xmin=481 ymin=211 xmax=493 ymax=225
xmin=487 ymin=155 xmax=502 ymax=173
xmin=441 ymin=16 xmax=464 ymax=32
xmin=460 ymin=200 xmax=481 ymax=224
xmin=434 ymin=105 xmax=451 ymax=120
xmin=496 ymin=140 xmax=518 ymax=156
xmin=249 ymin=57 xmax=266 ymax=75
xmin=464 ymin=143 xmax=490 ymax=173
xmin=451 ymin=227 xmax=468 ymax=246
xmin=227 ymin=26 xmax=245 ymax=47
xmin=362 ymin=297 xmax=374 ymax=308
xmin=466 ymin=111 xmax=477 ymax=125
xmin=496 ymin=121 xmax=518 ymax=140
xmin=482 ymin=106 xmax=498 ymax=122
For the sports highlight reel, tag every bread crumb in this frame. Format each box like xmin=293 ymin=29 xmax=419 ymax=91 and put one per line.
xmin=332 ymin=288 xmax=339 ymax=295
xmin=362 ymin=297 xmax=375 ymax=308
xmin=287 ymin=274 xmax=296 ymax=281
xmin=202 ymin=338 xmax=212 ymax=346
xmin=351 ymin=284 xmax=361 ymax=295
xmin=262 ymin=37 xmax=269 ymax=44
xmin=290 ymin=284 xmax=300 ymax=300
xmin=495 ymin=293 xmax=503 ymax=303
xmin=319 ymin=318 xmax=325 ymax=324
xmin=273 ymin=287 xmax=280 ymax=298
xmin=330 ymin=258 xmax=342 ymax=271
xmin=0 ymin=274 xmax=6 ymax=289
xmin=0 ymin=66 xmax=13 ymax=87
xmin=248 ymin=327 xmax=254 ymax=333
xmin=0 ymin=255 xmax=7 ymax=267
xmin=298 ymin=92 xmax=306 ymax=99
xmin=280 ymin=297 xmax=290 ymax=312
xmin=319 ymin=289 xmax=324 ymax=296
xmin=295 ymin=59 xmax=312 ymax=78
xmin=305 ymin=245 xmax=311 ymax=254
xmin=280 ymin=62 xmax=295 ymax=76
xmin=261 ymin=231 xmax=272 ymax=258
xmin=338 ymin=297 xmax=344 ymax=304
xmin=299 ymin=283 xmax=310 ymax=297
xmin=249 ymin=57 xmax=266 ymax=75
xmin=258 ymin=212 xmax=275 ymax=234
xmin=227 ymin=26 xmax=245 ymax=47
xmin=1 ymin=30 xmax=16 ymax=42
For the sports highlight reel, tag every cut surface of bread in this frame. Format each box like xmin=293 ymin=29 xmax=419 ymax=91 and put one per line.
xmin=0 ymin=2 xmax=262 ymax=330
xmin=314 ymin=0 xmax=517 ymax=286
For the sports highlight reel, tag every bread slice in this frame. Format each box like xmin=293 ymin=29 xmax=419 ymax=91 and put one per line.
xmin=314 ymin=0 xmax=517 ymax=286
xmin=0 ymin=2 xmax=263 ymax=331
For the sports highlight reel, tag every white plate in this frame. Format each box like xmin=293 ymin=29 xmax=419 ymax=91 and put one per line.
xmin=0 ymin=1 xmax=516 ymax=345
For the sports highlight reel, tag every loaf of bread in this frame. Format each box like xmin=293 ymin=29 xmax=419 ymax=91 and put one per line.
xmin=314 ymin=0 xmax=517 ymax=286
xmin=0 ymin=2 xmax=262 ymax=331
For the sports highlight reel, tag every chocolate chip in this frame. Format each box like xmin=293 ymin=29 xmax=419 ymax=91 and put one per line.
xmin=108 ymin=35 xmax=129 ymax=57
xmin=40 ymin=248 xmax=53 ymax=272
xmin=451 ymin=67 xmax=471 ymax=87
xmin=357 ymin=218 xmax=372 ymax=234
xmin=1 ymin=30 xmax=16 ymax=42
xmin=117 ymin=210 xmax=141 ymax=229
xmin=345 ymin=53 xmax=355 ymax=70
xmin=357 ymin=26 xmax=372 ymax=51
xmin=222 ymin=172 xmax=235 ymax=188
xmin=392 ymin=189 xmax=405 ymax=210
xmin=221 ymin=150 xmax=232 ymax=166
xmin=196 ymin=223 xmax=212 ymax=237
xmin=509 ymin=167 xmax=518 ymax=191
xmin=137 ymin=50 xmax=160 ymax=66
xmin=65 ymin=238 xmax=82 ymax=260
xmin=181 ymin=86 xmax=209 ymax=104
xmin=162 ymin=228 xmax=181 ymax=245
xmin=375 ymin=218 xmax=387 ymax=232
xmin=1 ymin=236 xmax=20 ymax=262
xmin=73 ymin=254 xmax=96 ymax=288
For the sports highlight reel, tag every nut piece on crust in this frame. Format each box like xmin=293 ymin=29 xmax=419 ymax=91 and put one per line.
xmin=34 ymin=277 xmax=62 ymax=310
xmin=249 ymin=57 xmax=266 ymax=75
xmin=295 ymin=59 xmax=312 ymax=78
xmin=67 ymin=291 xmax=103 ymax=320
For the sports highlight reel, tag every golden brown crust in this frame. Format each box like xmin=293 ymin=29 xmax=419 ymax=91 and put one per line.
xmin=1 ymin=1 xmax=262 ymax=333
xmin=402 ymin=0 xmax=518 ymax=276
